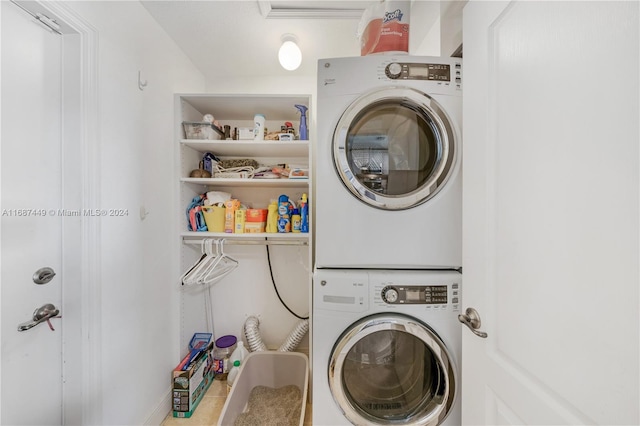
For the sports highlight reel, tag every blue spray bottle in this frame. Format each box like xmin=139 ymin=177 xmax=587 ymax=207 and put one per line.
xmin=299 ymin=193 xmax=309 ymax=233
xmin=294 ymin=104 xmax=308 ymax=140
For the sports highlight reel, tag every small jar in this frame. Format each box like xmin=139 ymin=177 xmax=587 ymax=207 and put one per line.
xmin=213 ymin=335 xmax=237 ymax=380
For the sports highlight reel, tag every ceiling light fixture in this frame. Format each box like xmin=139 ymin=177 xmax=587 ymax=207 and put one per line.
xmin=278 ymin=34 xmax=302 ymax=71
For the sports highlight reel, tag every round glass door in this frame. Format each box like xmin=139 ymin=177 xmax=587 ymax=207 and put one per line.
xmin=329 ymin=314 xmax=457 ymax=425
xmin=333 ymin=87 xmax=457 ymax=210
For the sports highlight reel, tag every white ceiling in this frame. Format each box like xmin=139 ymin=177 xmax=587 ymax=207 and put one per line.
xmin=140 ymin=0 xmax=374 ymax=80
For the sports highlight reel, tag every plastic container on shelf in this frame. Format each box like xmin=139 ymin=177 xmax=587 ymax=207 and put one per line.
xmin=300 ymin=193 xmax=309 ymax=233
xmin=213 ymin=335 xmax=237 ymax=380
xmin=266 ymin=201 xmax=278 ymax=233
xmin=254 ymin=114 xmax=265 ymax=140
xmin=277 ymin=194 xmax=294 ymax=233
xmin=202 ymin=205 xmax=225 ymax=233
xmin=292 ymin=209 xmax=301 ymax=233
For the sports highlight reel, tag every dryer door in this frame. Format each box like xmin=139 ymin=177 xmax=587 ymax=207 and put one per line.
xmin=329 ymin=313 xmax=457 ymax=426
xmin=333 ymin=87 xmax=457 ymax=210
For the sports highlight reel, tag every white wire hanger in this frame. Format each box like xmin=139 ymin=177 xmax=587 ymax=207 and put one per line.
xmin=182 ymin=239 xmax=238 ymax=287
xmin=180 ymin=239 xmax=214 ymax=286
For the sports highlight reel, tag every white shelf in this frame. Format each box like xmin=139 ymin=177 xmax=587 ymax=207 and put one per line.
xmin=181 ymin=231 xmax=309 ymax=245
xmin=179 ymin=94 xmax=309 ymax=121
xmin=176 ymin=93 xmax=312 ymax=352
xmin=181 ymin=177 xmax=309 ymax=188
xmin=181 ymin=139 xmax=309 ymax=158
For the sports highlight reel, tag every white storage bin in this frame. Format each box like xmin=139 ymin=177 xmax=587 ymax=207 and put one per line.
xmin=182 ymin=121 xmax=223 ymax=140
xmin=217 ymin=351 xmax=308 ymax=426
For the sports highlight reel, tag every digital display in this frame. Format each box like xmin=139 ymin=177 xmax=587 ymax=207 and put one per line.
xmin=408 ymin=67 xmax=429 ymax=78
xmin=425 ymin=285 xmax=448 ymax=304
xmin=405 ymin=289 xmax=421 ymax=302
xmin=408 ymin=64 xmax=450 ymax=81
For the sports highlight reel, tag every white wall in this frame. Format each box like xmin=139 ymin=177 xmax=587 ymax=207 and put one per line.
xmin=440 ymin=0 xmax=465 ymax=56
xmin=410 ymin=0 xmax=442 ymax=56
xmin=62 ymin=2 xmax=206 ymax=424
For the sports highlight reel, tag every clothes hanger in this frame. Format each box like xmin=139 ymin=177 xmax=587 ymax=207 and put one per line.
xmin=183 ymin=239 xmax=220 ymax=286
xmin=198 ymin=239 xmax=238 ymax=286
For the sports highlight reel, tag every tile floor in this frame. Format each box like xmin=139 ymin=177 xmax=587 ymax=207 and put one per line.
xmin=161 ymin=379 xmax=312 ymax=426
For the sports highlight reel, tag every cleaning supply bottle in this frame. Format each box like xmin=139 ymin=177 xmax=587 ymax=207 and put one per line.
xmin=299 ymin=193 xmax=309 ymax=233
xmin=294 ymin=105 xmax=308 ymax=140
xmin=292 ymin=209 xmax=301 ymax=233
xmin=226 ymin=340 xmax=249 ymax=393
xmin=277 ymin=194 xmax=293 ymax=233
xmin=226 ymin=360 xmax=241 ymax=394
xmin=266 ymin=200 xmax=278 ymax=233
xmin=228 ymin=340 xmax=248 ymax=367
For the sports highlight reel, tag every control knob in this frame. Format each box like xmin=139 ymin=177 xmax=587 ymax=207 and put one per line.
xmin=382 ymin=287 xmax=399 ymax=303
xmin=385 ymin=63 xmax=402 ymax=79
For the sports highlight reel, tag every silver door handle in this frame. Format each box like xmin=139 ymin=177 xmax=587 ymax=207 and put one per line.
xmin=17 ymin=303 xmax=60 ymax=332
xmin=458 ymin=307 xmax=488 ymax=338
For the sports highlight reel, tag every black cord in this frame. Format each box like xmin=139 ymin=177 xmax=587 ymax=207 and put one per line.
xmin=265 ymin=241 xmax=309 ymax=320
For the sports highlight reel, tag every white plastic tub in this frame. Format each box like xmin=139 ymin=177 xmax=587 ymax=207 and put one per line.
xmin=217 ymin=351 xmax=309 ymax=426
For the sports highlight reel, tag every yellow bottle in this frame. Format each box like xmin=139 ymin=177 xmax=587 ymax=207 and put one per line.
xmin=265 ymin=201 xmax=278 ymax=233
xmin=292 ymin=209 xmax=301 ymax=233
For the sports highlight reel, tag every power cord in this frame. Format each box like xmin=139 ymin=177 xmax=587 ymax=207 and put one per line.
xmin=265 ymin=242 xmax=309 ymax=320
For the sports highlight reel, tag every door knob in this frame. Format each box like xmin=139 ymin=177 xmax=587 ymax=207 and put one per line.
xmin=32 ymin=267 xmax=56 ymax=284
xmin=17 ymin=303 xmax=60 ymax=332
xmin=458 ymin=307 xmax=488 ymax=338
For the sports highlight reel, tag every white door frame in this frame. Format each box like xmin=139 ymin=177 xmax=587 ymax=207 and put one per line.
xmin=0 ymin=2 xmax=102 ymax=424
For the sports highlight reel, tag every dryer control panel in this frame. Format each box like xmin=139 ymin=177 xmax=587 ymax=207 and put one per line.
xmin=384 ymin=62 xmax=462 ymax=84
xmin=381 ymin=284 xmax=459 ymax=305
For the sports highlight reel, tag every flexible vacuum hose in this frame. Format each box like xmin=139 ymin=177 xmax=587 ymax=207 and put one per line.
xmin=244 ymin=316 xmax=268 ymax=352
xmin=278 ymin=319 xmax=309 ymax=352
xmin=243 ymin=316 xmax=309 ymax=352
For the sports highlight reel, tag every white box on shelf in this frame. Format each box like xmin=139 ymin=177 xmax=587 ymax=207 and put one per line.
xmin=238 ymin=128 xmax=254 ymax=140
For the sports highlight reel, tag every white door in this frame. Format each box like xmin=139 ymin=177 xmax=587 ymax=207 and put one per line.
xmin=462 ymin=1 xmax=639 ymax=425
xmin=1 ymin=2 xmax=64 ymax=424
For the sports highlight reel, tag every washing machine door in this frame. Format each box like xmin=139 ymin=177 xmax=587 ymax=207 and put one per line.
xmin=329 ymin=314 xmax=457 ymax=426
xmin=333 ymin=87 xmax=457 ymax=210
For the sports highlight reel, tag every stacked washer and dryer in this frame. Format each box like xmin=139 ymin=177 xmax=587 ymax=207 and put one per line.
xmin=313 ymin=56 xmax=463 ymax=426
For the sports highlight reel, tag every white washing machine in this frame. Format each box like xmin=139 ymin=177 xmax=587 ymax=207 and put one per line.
xmin=316 ymin=56 xmax=462 ymax=269
xmin=312 ymin=268 xmax=462 ymax=425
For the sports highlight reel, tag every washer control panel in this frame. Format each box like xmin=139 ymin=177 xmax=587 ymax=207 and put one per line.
xmin=381 ymin=284 xmax=458 ymax=305
xmin=384 ymin=61 xmax=462 ymax=84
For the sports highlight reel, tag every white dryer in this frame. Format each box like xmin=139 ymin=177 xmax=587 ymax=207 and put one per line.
xmin=316 ymin=56 xmax=462 ymax=269
xmin=312 ymin=268 xmax=462 ymax=426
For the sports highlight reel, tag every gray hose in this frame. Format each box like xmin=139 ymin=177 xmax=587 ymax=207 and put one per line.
xmin=243 ymin=316 xmax=267 ymax=352
xmin=243 ymin=316 xmax=309 ymax=352
xmin=278 ymin=319 xmax=309 ymax=352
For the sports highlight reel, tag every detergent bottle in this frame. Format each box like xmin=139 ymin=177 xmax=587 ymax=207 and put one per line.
xmin=294 ymin=105 xmax=308 ymax=140
xmin=292 ymin=209 xmax=301 ymax=233
xmin=226 ymin=360 xmax=241 ymax=394
xmin=266 ymin=200 xmax=278 ymax=233
xmin=277 ymin=194 xmax=293 ymax=233
xmin=299 ymin=193 xmax=309 ymax=233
